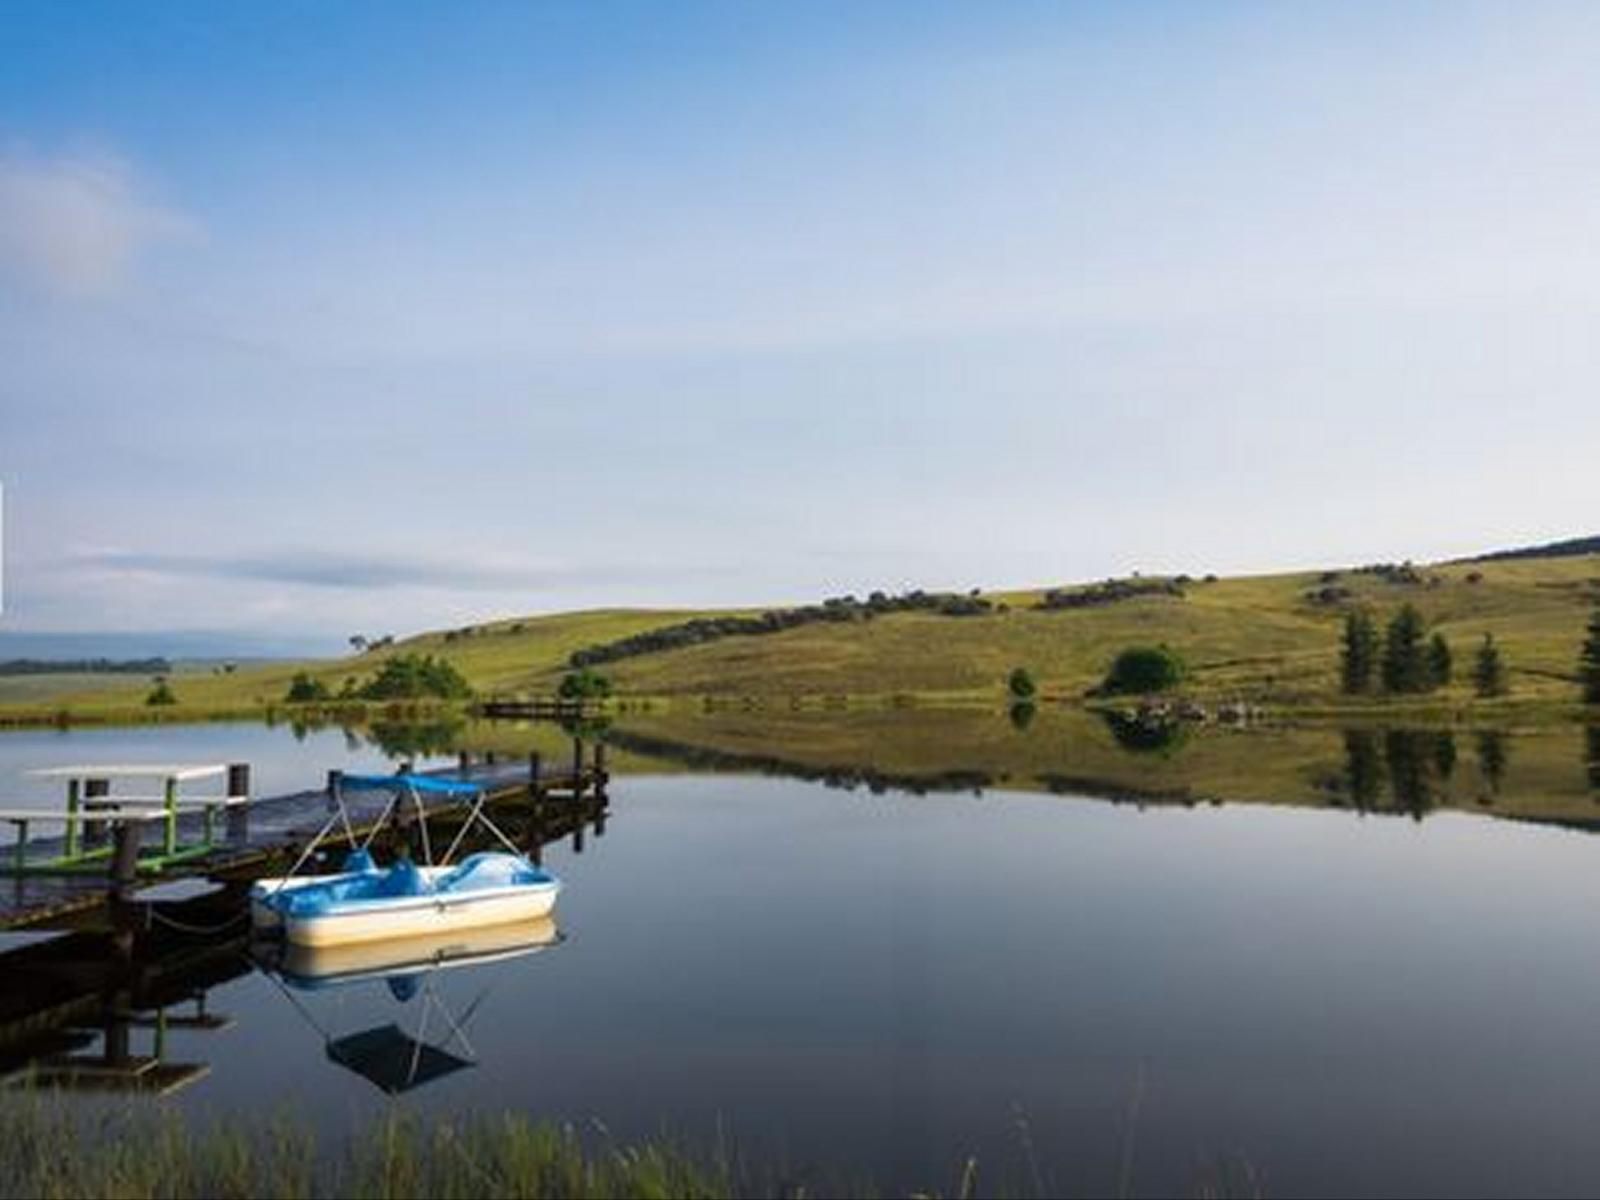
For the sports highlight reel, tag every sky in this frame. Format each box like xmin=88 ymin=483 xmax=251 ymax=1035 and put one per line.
xmin=2 ymin=1 xmax=1599 ymax=651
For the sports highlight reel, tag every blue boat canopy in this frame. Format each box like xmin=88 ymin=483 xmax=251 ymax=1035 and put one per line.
xmin=338 ymin=772 xmax=484 ymax=796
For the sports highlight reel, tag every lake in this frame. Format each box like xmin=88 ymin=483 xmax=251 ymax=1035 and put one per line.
xmin=2 ymin=713 xmax=1600 ymax=1197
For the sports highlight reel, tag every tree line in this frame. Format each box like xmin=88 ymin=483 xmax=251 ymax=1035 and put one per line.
xmin=0 ymin=657 xmax=173 ymax=676
xmin=1342 ymin=599 xmax=1600 ymax=702
xmin=1340 ymin=604 xmax=1503 ymax=698
xmin=285 ymin=654 xmax=472 ymax=704
xmin=568 ymin=589 xmax=995 ymax=669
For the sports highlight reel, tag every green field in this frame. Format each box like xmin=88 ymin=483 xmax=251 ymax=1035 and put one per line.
xmin=11 ymin=550 xmax=1600 ymax=722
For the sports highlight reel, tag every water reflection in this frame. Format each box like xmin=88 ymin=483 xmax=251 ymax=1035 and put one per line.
xmin=1477 ymin=731 xmax=1509 ymax=803
xmin=8 ymin=715 xmax=1600 ymax=1195
xmin=1343 ymin=730 xmax=1382 ymax=811
xmin=594 ymin=709 xmax=1600 ymax=832
xmin=0 ymin=889 xmax=251 ymax=1096
xmin=1587 ymin=726 xmax=1600 ymax=794
xmin=1385 ymin=730 xmax=1440 ymax=820
xmin=253 ymin=918 xmax=562 ymax=1095
xmin=1099 ymin=709 xmax=1190 ymax=755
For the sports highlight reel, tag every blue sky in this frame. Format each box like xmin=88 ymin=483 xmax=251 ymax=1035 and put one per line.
xmin=2 ymin=2 xmax=1598 ymax=648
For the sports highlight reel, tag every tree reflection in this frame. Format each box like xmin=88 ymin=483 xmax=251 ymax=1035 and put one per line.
xmin=560 ymin=714 xmax=614 ymax=742
xmin=1100 ymin=710 xmax=1189 ymax=755
xmin=1431 ymin=732 xmax=1457 ymax=782
xmin=1008 ymin=701 xmax=1036 ymax=731
xmin=1476 ymin=731 xmax=1508 ymax=801
xmin=364 ymin=716 xmax=468 ymax=758
xmin=1384 ymin=730 xmax=1437 ymax=821
xmin=1343 ymin=730 xmax=1382 ymax=812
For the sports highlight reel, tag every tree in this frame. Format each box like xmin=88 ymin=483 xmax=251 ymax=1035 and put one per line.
xmin=1381 ymin=604 xmax=1429 ymax=694
xmin=285 ymin=672 xmax=330 ymax=703
xmin=358 ymin=654 xmax=472 ymax=700
xmin=1472 ymin=633 xmax=1507 ymax=698
xmin=1426 ymin=633 xmax=1453 ymax=689
xmin=1340 ymin=609 xmax=1378 ymax=694
xmin=349 ymin=635 xmax=368 ymax=654
xmin=145 ymin=677 xmax=176 ymax=706
xmin=1581 ymin=604 xmax=1600 ymax=704
xmin=558 ymin=668 xmax=613 ymax=701
xmin=1007 ymin=667 xmax=1036 ymax=700
xmin=1101 ymin=645 xmax=1185 ymax=695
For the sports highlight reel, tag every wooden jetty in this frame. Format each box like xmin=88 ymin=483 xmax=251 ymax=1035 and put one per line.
xmin=475 ymin=696 xmax=597 ymax=720
xmin=0 ymin=739 xmax=612 ymax=932
xmin=0 ymin=774 xmax=605 ymax=1098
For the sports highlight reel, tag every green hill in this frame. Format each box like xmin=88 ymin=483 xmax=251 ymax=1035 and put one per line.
xmin=17 ymin=544 xmax=1600 ymax=722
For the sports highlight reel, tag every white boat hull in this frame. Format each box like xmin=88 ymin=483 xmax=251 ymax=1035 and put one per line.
xmin=251 ymin=866 xmax=560 ymax=947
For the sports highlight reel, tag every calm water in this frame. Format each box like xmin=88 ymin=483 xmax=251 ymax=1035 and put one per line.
xmin=4 ymin=721 xmax=1600 ymax=1196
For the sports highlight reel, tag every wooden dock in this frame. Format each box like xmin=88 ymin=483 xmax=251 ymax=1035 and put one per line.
xmin=475 ymin=696 xmax=598 ymax=720
xmin=0 ymin=759 xmax=615 ymax=1096
xmin=0 ymin=740 xmax=611 ymax=932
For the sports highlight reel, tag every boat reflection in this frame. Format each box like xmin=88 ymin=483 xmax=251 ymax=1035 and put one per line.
xmin=252 ymin=918 xmax=562 ymax=1095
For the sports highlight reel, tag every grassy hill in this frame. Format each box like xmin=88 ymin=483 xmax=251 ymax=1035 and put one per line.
xmin=13 ymin=548 xmax=1600 ymax=721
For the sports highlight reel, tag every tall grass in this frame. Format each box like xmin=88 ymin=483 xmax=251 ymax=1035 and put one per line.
xmin=0 ymin=1099 xmax=733 ymax=1200
xmin=0 ymin=1091 xmax=1268 ymax=1199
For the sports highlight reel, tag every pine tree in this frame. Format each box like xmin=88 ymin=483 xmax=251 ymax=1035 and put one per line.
xmin=1472 ymin=633 xmax=1507 ymax=698
xmin=1381 ymin=604 xmax=1428 ymax=694
xmin=1340 ymin=609 xmax=1378 ymax=694
xmin=1426 ymin=633 xmax=1452 ymax=689
xmin=1581 ymin=604 xmax=1600 ymax=704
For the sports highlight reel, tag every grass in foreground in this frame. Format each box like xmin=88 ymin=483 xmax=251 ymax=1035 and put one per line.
xmin=0 ymin=1096 xmax=1261 ymax=1200
xmin=0 ymin=1102 xmax=732 ymax=1200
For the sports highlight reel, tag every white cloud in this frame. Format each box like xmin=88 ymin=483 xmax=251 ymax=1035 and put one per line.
xmin=0 ymin=146 xmax=193 ymax=297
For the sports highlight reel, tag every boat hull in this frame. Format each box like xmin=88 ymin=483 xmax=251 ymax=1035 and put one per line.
xmin=251 ymin=864 xmax=560 ymax=947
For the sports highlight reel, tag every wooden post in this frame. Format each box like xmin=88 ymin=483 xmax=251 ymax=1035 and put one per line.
xmin=162 ymin=775 xmax=178 ymax=857
xmin=104 ymin=1010 xmax=131 ymax=1066
xmin=84 ymin=778 xmax=110 ymax=845
xmin=226 ymin=763 xmax=250 ymax=840
xmin=11 ymin=820 xmax=27 ymax=874
xmin=326 ymin=769 xmax=343 ymax=812
xmin=457 ymin=750 xmax=471 ymax=775
xmin=571 ymin=738 xmax=584 ymax=797
xmin=110 ymin=821 xmax=141 ymax=897
xmin=528 ymin=751 xmax=543 ymax=797
xmin=65 ymin=778 xmax=81 ymax=859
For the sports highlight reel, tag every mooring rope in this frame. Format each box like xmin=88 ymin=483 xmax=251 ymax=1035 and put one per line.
xmin=146 ymin=906 xmax=251 ymax=935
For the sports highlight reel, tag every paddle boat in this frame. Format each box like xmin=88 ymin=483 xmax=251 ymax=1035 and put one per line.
xmin=251 ymin=771 xmax=560 ymax=947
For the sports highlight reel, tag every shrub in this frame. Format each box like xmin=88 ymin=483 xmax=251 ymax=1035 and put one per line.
xmin=569 ymin=589 xmax=995 ymax=669
xmin=1038 ymin=577 xmax=1185 ymax=611
xmin=1101 ymin=646 xmax=1185 ymax=695
xmin=1007 ymin=667 xmax=1036 ymax=700
xmin=558 ymin=668 xmax=613 ymax=700
xmin=358 ymin=654 xmax=472 ymax=701
xmin=284 ymin=672 xmax=330 ymax=703
xmin=145 ymin=677 xmax=177 ymax=706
